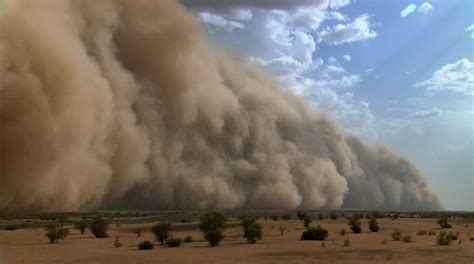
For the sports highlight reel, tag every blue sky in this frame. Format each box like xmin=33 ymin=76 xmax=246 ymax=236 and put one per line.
xmin=183 ymin=0 xmax=474 ymax=210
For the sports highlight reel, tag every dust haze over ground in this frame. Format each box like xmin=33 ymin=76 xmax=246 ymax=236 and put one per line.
xmin=0 ymin=0 xmax=442 ymax=211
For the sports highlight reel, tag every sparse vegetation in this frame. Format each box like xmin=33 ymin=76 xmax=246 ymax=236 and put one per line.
xmin=402 ymin=234 xmax=413 ymax=243
xmin=437 ymin=232 xmax=453 ymax=246
xmin=391 ymin=229 xmax=402 ymax=241
xmin=340 ymin=228 xmax=346 ymax=236
xmin=184 ymin=235 xmax=193 ymax=243
xmin=152 ymin=222 xmax=172 ymax=245
xmin=369 ymin=217 xmax=379 ymax=232
xmin=343 ymin=239 xmax=350 ymax=247
xmin=5 ymin=225 xmax=18 ymax=231
xmin=301 ymin=225 xmax=328 ymax=241
xmin=303 ymin=215 xmax=312 ymax=229
xmin=74 ymin=221 xmax=89 ymax=234
xmin=204 ymin=229 xmax=225 ymax=247
xmin=330 ymin=212 xmax=338 ymax=220
xmin=241 ymin=217 xmax=262 ymax=244
xmin=437 ymin=216 xmax=452 ymax=229
xmin=89 ymin=217 xmax=109 ymax=238
xmin=279 ymin=225 xmax=286 ymax=236
xmin=138 ymin=240 xmax=154 ymax=250
xmin=416 ymin=230 xmax=427 ymax=236
xmin=114 ymin=236 xmax=122 ymax=248
xmin=45 ymin=224 xmax=69 ymax=244
xmin=167 ymin=237 xmax=182 ymax=247
xmin=134 ymin=228 xmax=141 ymax=237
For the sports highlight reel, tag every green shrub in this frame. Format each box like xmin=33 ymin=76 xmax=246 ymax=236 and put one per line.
xmin=45 ymin=224 xmax=69 ymax=244
xmin=184 ymin=235 xmax=193 ymax=243
xmin=340 ymin=228 xmax=346 ymax=236
xmin=152 ymin=222 xmax=172 ymax=245
xmin=348 ymin=215 xmax=362 ymax=233
xmin=369 ymin=217 xmax=379 ymax=232
xmin=391 ymin=229 xmax=402 ymax=241
xmin=89 ymin=217 xmax=109 ymax=238
xmin=138 ymin=240 xmax=154 ymax=250
xmin=241 ymin=218 xmax=262 ymax=244
xmin=167 ymin=237 xmax=182 ymax=247
xmin=204 ymin=229 xmax=225 ymax=247
xmin=437 ymin=232 xmax=453 ymax=246
xmin=297 ymin=211 xmax=307 ymax=221
xmin=301 ymin=225 xmax=328 ymax=241
xmin=437 ymin=217 xmax=452 ymax=229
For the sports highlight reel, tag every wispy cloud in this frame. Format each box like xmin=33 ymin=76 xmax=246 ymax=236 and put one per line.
xmin=413 ymin=108 xmax=441 ymax=119
xmin=318 ymin=14 xmax=377 ymax=45
xmin=417 ymin=2 xmax=433 ymax=14
xmin=343 ymin=55 xmax=351 ymax=61
xmin=400 ymin=4 xmax=417 ymax=18
xmin=465 ymin=24 xmax=474 ymax=39
xmin=414 ymin=58 xmax=474 ymax=95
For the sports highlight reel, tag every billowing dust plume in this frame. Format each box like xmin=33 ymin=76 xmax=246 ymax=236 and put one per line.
xmin=0 ymin=0 xmax=442 ymax=211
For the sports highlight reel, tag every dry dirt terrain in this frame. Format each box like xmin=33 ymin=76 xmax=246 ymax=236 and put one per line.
xmin=1 ymin=216 xmax=473 ymax=264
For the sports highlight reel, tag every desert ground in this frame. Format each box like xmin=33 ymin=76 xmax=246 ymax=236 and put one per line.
xmin=0 ymin=211 xmax=473 ymax=264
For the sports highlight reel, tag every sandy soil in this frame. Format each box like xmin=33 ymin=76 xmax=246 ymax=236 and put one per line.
xmin=1 ymin=218 xmax=473 ymax=264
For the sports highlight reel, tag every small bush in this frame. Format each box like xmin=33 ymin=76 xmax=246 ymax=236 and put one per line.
xmin=343 ymin=239 xmax=350 ymax=247
xmin=271 ymin=215 xmax=278 ymax=221
xmin=74 ymin=221 xmax=89 ymax=234
xmin=301 ymin=225 xmax=328 ymax=241
xmin=446 ymin=233 xmax=458 ymax=240
xmin=45 ymin=224 xmax=69 ymax=244
xmin=428 ymin=231 xmax=436 ymax=236
xmin=5 ymin=225 xmax=18 ymax=231
xmin=167 ymin=237 xmax=182 ymax=247
xmin=184 ymin=235 xmax=193 ymax=243
xmin=241 ymin=217 xmax=262 ymax=244
xmin=391 ymin=229 xmax=402 ymax=241
xmin=470 ymin=237 xmax=474 ymax=241
xmin=204 ymin=229 xmax=225 ymax=247
xmin=348 ymin=215 xmax=362 ymax=233
xmin=437 ymin=232 xmax=453 ymax=246
xmin=279 ymin=225 xmax=286 ymax=236
xmin=152 ymin=222 xmax=172 ymax=245
xmin=330 ymin=212 xmax=338 ymax=220
xmin=340 ymin=228 xmax=346 ymax=236
xmin=134 ymin=228 xmax=141 ymax=237
xmin=402 ymin=234 xmax=413 ymax=243
xmin=417 ymin=230 xmax=427 ymax=236
xmin=437 ymin=217 xmax=452 ymax=229
xmin=369 ymin=217 xmax=379 ymax=232
xmin=138 ymin=240 xmax=154 ymax=250
xmin=282 ymin=215 xmax=291 ymax=221
xmin=89 ymin=217 xmax=109 ymax=238
xmin=114 ymin=236 xmax=122 ymax=248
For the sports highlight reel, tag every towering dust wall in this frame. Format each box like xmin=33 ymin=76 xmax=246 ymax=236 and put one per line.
xmin=0 ymin=0 xmax=441 ymax=211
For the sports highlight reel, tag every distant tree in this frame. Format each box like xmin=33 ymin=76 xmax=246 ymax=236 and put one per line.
xmin=152 ymin=222 xmax=172 ymax=245
xmin=369 ymin=217 xmax=379 ymax=232
xmin=241 ymin=217 xmax=262 ymax=244
xmin=138 ymin=240 xmax=154 ymax=250
xmin=296 ymin=211 xmax=307 ymax=222
xmin=330 ymin=212 xmax=338 ymax=220
xmin=200 ymin=212 xmax=226 ymax=247
xmin=45 ymin=224 xmax=69 ymax=244
xmin=348 ymin=215 xmax=362 ymax=233
xmin=89 ymin=217 xmax=109 ymax=238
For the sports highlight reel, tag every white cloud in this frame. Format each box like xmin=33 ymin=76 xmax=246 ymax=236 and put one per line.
xmin=414 ymin=58 xmax=474 ymax=95
xmin=413 ymin=108 xmax=441 ymax=119
xmin=318 ymin=14 xmax=377 ymax=45
xmin=343 ymin=55 xmax=351 ymax=61
xmin=400 ymin=4 xmax=417 ymax=18
xmin=364 ymin=68 xmax=374 ymax=74
xmin=465 ymin=24 xmax=474 ymax=39
xmin=329 ymin=0 xmax=351 ymax=9
xmin=417 ymin=2 xmax=433 ymax=14
xmin=199 ymin=12 xmax=244 ymax=31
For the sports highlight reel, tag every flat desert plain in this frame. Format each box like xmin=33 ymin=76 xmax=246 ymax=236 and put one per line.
xmin=1 ymin=216 xmax=473 ymax=264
